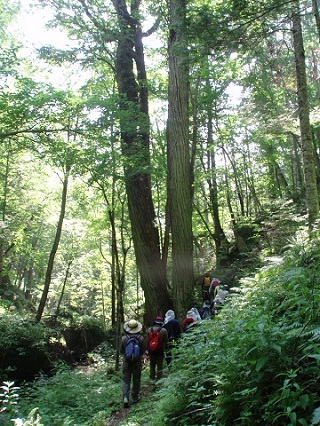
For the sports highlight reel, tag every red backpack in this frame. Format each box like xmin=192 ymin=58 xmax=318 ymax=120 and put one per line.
xmin=147 ymin=328 xmax=162 ymax=354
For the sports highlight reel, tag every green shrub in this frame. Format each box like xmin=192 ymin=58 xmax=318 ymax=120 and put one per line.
xmin=0 ymin=381 xmax=44 ymax=426
xmin=0 ymin=316 xmax=54 ymax=381
xmin=63 ymin=315 xmax=108 ymax=361
xmin=18 ymin=363 xmax=121 ymax=425
xmin=147 ymin=231 xmax=320 ymax=426
xmin=0 ymin=381 xmax=20 ymax=420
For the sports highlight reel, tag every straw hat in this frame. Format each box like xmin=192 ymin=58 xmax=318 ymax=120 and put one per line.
xmin=124 ymin=319 xmax=143 ymax=334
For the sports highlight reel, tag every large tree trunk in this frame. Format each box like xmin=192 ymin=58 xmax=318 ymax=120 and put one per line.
xmin=36 ymin=165 xmax=70 ymax=322
xmin=292 ymin=0 xmax=319 ymax=226
xmin=112 ymin=0 xmax=172 ymax=324
xmin=205 ymin=72 xmax=230 ymax=263
xmin=167 ymin=0 xmax=194 ymax=318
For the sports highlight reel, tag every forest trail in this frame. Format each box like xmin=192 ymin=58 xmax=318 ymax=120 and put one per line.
xmin=105 ymin=380 xmax=157 ymax=426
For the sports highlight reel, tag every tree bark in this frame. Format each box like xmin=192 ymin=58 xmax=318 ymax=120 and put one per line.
xmin=292 ymin=0 xmax=319 ymax=226
xmin=0 ymin=141 xmax=13 ymax=290
xmin=36 ymin=166 xmax=70 ymax=322
xmin=291 ymin=132 xmax=304 ymax=202
xmin=167 ymin=0 xmax=194 ymax=317
xmin=312 ymin=0 xmax=320 ymax=44
xmin=204 ymin=77 xmax=230 ymax=262
xmin=112 ymin=0 xmax=172 ymax=324
xmin=53 ymin=259 xmax=72 ymax=324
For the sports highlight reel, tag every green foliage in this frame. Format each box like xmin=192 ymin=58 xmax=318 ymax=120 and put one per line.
xmin=2 ymin=229 xmax=320 ymax=426
xmin=0 ymin=381 xmax=20 ymax=419
xmin=0 ymin=382 xmax=44 ymax=426
xmin=12 ymin=408 xmax=44 ymax=426
xmin=0 ymin=382 xmax=43 ymax=426
xmin=0 ymin=316 xmax=55 ymax=381
xmin=146 ymin=230 xmax=320 ymax=425
xmin=311 ymin=407 xmax=320 ymax=425
xmin=18 ymin=364 xmax=120 ymax=426
xmin=64 ymin=314 xmax=108 ymax=341
xmin=62 ymin=315 xmax=108 ymax=361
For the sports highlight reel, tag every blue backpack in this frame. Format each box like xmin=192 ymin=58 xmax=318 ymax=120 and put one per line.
xmin=125 ymin=335 xmax=141 ymax=363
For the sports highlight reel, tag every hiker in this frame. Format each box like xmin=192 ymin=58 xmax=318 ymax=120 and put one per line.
xmin=209 ymin=277 xmax=221 ymax=299
xmin=120 ymin=319 xmax=146 ymax=408
xmin=181 ymin=309 xmax=199 ymax=332
xmin=211 ymin=283 xmax=229 ymax=314
xmin=199 ymin=300 xmax=212 ymax=319
xmin=214 ymin=283 xmax=229 ymax=305
xmin=163 ymin=309 xmax=181 ymax=366
xmin=190 ymin=306 xmax=202 ymax=321
xmin=201 ymin=273 xmax=211 ymax=301
xmin=147 ymin=316 xmax=168 ymax=380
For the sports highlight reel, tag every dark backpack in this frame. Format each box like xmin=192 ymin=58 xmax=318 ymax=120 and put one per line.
xmin=125 ymin=335 xmax=141 ymax=363
xmin=147 ymin=328 xmax=162 ymax=354
xmin=200 ymin=306 xmax=211 ymax=319
xmin=164 ymin=321 xmax=180 ymax=342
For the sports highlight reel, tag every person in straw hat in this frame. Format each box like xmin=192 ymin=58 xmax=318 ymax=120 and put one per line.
xmin=120 ymin=319 xmax=146 ymax=408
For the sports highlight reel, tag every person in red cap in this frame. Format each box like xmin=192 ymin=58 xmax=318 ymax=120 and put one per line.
xmin=146 ymin=316 xmax=168 ymax=380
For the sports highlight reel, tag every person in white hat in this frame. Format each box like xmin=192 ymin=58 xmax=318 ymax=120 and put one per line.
xmin=120 ymin=319 xmax=146 ymax=408
xmin=163 ymin=310 xmax=181 ymax=366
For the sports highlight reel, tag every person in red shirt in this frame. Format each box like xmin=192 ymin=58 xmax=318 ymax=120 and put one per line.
xmin=181 ymin=309 xmax=199 ymax=332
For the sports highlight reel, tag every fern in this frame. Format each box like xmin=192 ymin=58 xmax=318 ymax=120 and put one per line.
xmin=146 ymin=230 xmax=320 ymax=425
xmin=311 ymin=407 xmax=320 ymax=425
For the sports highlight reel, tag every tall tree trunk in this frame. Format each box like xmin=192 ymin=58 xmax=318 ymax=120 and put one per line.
xmin=222 ymin=148 xmax=248 ymax=255
xmin=312 ymin=0 xmax=320 ymax=44
xmin=291 ymin=132 xmax=304 ymax=202
xmin=36 ymin=166 xmax=70 ymax=322
xmin=0 ymin=142 xmax=13 ymax=290
xmin=292 ymin=0 xmax=319 ymax=226
xmin=53 ymin=259 xmax=72 ymax=324
xmin=204 ymin=69 xmax=230 ymax=264
xmin=167 ymin=0 xmax=194 ymax=317
xmin=207 ymin=144 xmax=230 ymax=263
xmin=112 ymin=0 xmax=172 ymax=324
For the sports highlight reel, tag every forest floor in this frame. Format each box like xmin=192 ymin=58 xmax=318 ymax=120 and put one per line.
xmin=105 ymin=380 xmax=157 ymax=426
xmin=105 ymin=365 xmax=161 ymax=426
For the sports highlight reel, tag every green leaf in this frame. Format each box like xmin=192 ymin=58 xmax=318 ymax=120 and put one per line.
xmin=270 ymin=343 xmax=282 ymax=353
xmin=311 ymin=407 xmax=320 ymax=425
xmin=308 ymin=354 xmax=320 ymax=361
xmin=255 ymin=356 xmax=269 ymax=372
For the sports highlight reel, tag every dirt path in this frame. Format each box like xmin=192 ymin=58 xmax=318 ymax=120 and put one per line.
xmin=105 ymin=405 xmax=128 ymax=426
xmin=105 ymin=381 xmax=157 ymax=426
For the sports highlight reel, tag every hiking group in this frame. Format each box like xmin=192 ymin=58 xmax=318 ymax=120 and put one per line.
xmin=201 ymin=274 xmax=229 ymax=316
xmin=120 ymin=274 xmax=229 ymax=408
xmin=120 ymin=310 xmax=181 ymax=408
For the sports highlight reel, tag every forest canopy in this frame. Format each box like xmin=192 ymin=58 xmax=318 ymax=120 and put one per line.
xmin=1 ymin=0 xmax=320 ymax=424
xmin=1 ymin=0 xmax=320 ymax=338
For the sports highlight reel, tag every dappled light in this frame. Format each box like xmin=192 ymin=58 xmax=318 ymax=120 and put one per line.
xmin=1 ymin=0 xmax=320 ymax=424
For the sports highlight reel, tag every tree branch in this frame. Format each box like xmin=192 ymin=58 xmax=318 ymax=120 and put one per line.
xmin=142 ymin=17 xmax=161 ymax=37
xmin=0 ymin=127 xmax=84 ymax=139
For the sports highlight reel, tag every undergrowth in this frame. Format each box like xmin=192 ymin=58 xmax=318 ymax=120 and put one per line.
xmin=1 ymin=360 xmax=121 ymax=426
xmin=144 ymin=228 xmax=320 ymax=426
xmin=2 ymin=228 xmax=320 ymax=425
